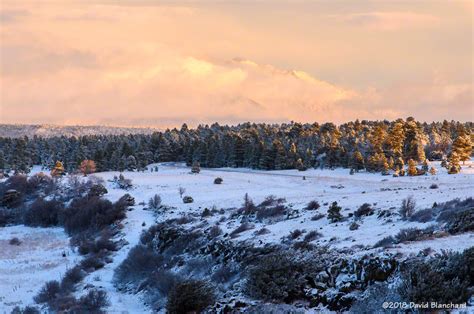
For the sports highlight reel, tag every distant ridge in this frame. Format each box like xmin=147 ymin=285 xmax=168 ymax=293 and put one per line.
xmin=0 ymin=124 xmax=162 ymax=138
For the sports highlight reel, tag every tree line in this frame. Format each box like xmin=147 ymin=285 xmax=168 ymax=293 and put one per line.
xmin=0 ymin=118 xmax=472 ymax=175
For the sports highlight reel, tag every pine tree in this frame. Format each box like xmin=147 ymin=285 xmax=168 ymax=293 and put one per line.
xmin=351 ymin=150 xmax=365 ymax=172
xmin=407 ymin=159 xmax=418 ymax=176
xmin=327 ymin=201 xmax=343 ymax=223
xmin=451 ymin=125 xmax=472 ymax=164
xmin=404 ymin=120 xmax=426 ymax=162
xmin=447 ymin=152 xmax=461 ymax=174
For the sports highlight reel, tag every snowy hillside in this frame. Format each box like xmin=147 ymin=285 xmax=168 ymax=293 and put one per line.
xmin=1 ymin=161 xmax=473 ymax=312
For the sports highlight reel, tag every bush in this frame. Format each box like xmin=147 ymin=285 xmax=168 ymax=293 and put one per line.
xmin=246 ymin=253 xmax=308 ymax=302
xmin=230 ymin=222 xmax=254 ymax=238
xmin=349 ymin=221 xmax=359 ymax=230
xmin=148 ymin=194 xmax=162 ymax=210
xmin=61 ymin=266 xmax=85 ymax=292
xmin=429 ymin=184 xmax=439 ymax=189
xmin=208 ymin=225 xmax=222 ymax=239
xmin=80 ymin=255 xmax=105 ymax=271
xmin=62 ymin=196 xmax=127 ymax=235
xmin=75 ymin=289 xmax=109 ymax=312
xmin=10 ymin=306 xmax=40 ymax=314
xmin=183 ymin=196 xmax=194 ymax=204
xmin=24 ymin=198 xmax=63 ymax=227
xmin=9 ymin=237 xmax=21 ymax=245
xmin=311 ymin=213 xmax=325 ymax=221
xmin=254 ymin=227 xmax=271 ymax=235
xmin=214 ymin=177 xmax=223 ymax=184
xmin=354 ymin=203 xmax=374 ymax=218
xmin=409 ymin=208 xmax=434 ymax=223
xmin=34 ymin=280 xmax=61 ymax=305
xmin=88 ymin=184 xmax=108 ymax=197
xmin=76 ymin=234 xmax=117 ymax=255
xmin=303 ymin=230 xmax=322 ymax=242
xmin=445 ymin=208 xmax=474 ymax=234
xmin=395 ymin=227 xmax=434 ymax=243
xmin=399 ymin=196 xmax=416 ymax=220
xmin=288 ymin=229 xmax=304 ymax=240
xmin=398 ymin=248 xmax=473 ymax=306
xmin=166 ymin=280 xmax=215 ymax=314
xmin=256 ymin=204 xmax=287 ymax=221
xmin=304 ymin=200 xmax=320 ymax=211
xmin=114 ymin=245 xmax=164 ymax=286
xmin=373 ymin=236 xmax=396 ymax=248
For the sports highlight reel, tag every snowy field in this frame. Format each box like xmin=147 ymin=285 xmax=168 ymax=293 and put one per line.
xmin=0 ymin=161 xmax=473 ymax=312
xmin=0 ymin=226 xmax=80 ymax=311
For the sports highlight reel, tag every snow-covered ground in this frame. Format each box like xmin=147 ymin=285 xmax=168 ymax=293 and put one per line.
xmin=0 ymin=160 xmax=472 ymax=312
xmin=0 ymin=226 xmax=80 ymax=311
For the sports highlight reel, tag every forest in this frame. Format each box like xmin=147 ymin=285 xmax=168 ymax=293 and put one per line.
xmin=0 ymin=118 xmax=472 ymax=175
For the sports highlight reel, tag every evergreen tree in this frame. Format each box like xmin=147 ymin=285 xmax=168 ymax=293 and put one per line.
xmin=451 ymin=125 xmax=472 ymax=164
xmin=447 ymin=152 xmax=461 ymax=174
xmin=327 ymin=201 xmax=343 ymax=223
xmin=351 ymin=150 xmax=365 ymax=172
xmin=407 ymin=159 xmax=418 ymax=176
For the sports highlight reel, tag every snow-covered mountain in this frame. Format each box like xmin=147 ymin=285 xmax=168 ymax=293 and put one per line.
xmin=0 ymin=124 xmax=161 ymax=138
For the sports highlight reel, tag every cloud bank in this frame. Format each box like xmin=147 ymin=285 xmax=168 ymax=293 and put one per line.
xmin=0 ymin=2 xmax=472 ymax=126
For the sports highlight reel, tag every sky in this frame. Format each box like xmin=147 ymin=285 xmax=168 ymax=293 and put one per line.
xmin=0 ymin=0 xmax=472 ymax=127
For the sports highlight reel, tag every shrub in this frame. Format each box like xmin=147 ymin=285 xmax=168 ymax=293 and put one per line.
xmin=373 ymin=236 xmax=395 ymax=248
xmin=246 ymin=253 xmax=308 ymax=302
xmin=288 ymin=229 xmax=304 ymax=240
xmin=114 ymin=245 xmax=164 ymax=286
xmin=166 ymin=280 xmax=215 ymax=314
xmin=88 ymin=184 xmax=108 ymax=197
xmin=9 ymin=237 xmax=21 ymax=245
xmin=214 ymin=177 xmax=223 ymax=184
xmin=409 ymin=208 xmax=434 ymax=223
xmin=399 ymin=196 xmax=416 ymax=220
xmin=349 ymin=221 xmax=359 ymax=231
xmin=183 ymin=196 xmax=194 ymax=204
xmin=10 ymin=306 xmax=40 ymax=314
xmin=398 ymin=249 xmax=473 ymax=306
xmin=303 ymin=230 xmax=322 ymax=242
xmin=148 ymin=194 xmax=162 ymax=210
xmin=62 ymin=196 xmax=127 ymax=235
xmin=75 ymin=289 xmax=109 ymax=312
xmin=80 ymin=255 xmax=105 ymax=271
xmin=230 ymin=222 xmax=254 ymax=238
xmin=311 ymin=213 xmax=325 ymax=221
xmin=429 ymin=184 xmax=439 ymax=189
xmin=304 ymin=200 xmax=320 ymax=211
xmin=445 ymin=208 xmax=474 ymax=234
xmin=24 ymin=198 xmax=63 ymax=227
xmin=34 ymin=280 xmax=61 ymax=305
xmin=208 ymin=225 xmax=222 ymax=239
xmin=254 ymin=227 xmax=271 ymax=235
xmin=354 ymin=203 xmax=374 ymax=218
xmin=258 ymin=195 xmax=286 ymax=208
xmin=77 ymin=234 xmax=117 ymax=255
xmin=61 ymin=266 xmax=85 ymax=292
xmin=395 ymin=227 xmax=434 ymax=243
xmin=256 ymin=204 xmax=287 ymax=221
